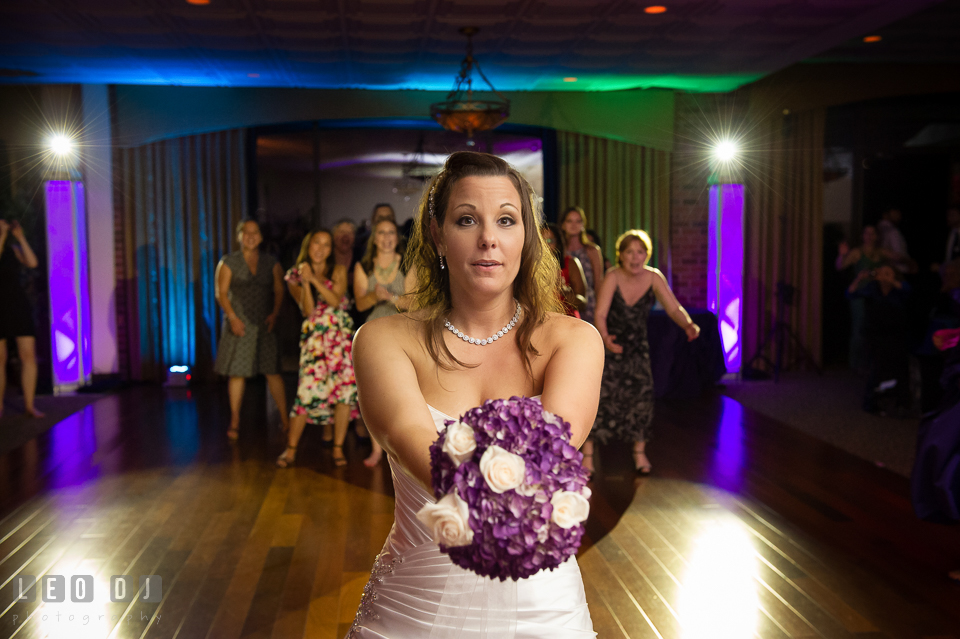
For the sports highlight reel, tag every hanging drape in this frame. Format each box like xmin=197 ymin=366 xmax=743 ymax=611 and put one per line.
xmin=556 ymin=131 xmax=672 ymax=273
xmin=117 ymin=130 xmax=248 ymax=381
xmin=743 ymin=108 xmax=825 ymax=369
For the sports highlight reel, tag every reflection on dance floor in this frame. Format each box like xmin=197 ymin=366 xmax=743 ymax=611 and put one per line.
xmin=0 ymin=384 xmax=957 ymax=638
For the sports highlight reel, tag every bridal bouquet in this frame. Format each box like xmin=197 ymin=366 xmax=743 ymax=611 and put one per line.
xmin=416 ymin=396 xmax=591 ymax=581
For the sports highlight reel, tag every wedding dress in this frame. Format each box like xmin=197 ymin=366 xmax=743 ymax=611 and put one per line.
xmin=346 ymin=403 xmax=595 ymax=638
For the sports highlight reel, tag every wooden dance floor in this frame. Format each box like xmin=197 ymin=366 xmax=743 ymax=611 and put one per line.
xmin=1 ymin=383 xmax=958 ymax=639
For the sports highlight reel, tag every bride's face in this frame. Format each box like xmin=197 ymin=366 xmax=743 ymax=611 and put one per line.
xmin=435 ymin=176 xmax=524 ymax=299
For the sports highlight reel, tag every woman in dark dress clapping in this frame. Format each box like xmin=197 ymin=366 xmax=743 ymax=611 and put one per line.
xmin=589 ymin=230 xmax=699 ymax=474
xmin=0 ymin=219 xmax=43 ymax=419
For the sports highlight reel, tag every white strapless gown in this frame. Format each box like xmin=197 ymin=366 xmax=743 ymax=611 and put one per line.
xmin=346 ymin=404 xmax=595 ymax=638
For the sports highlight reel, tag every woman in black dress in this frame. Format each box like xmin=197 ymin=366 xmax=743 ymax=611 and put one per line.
xmin=590 ymin=230 xmax=699 ymax=474
xmin=0 ymin=219 xmax=43 ymax=418
xmin=214 ymin=219 xmax=288 ymax=439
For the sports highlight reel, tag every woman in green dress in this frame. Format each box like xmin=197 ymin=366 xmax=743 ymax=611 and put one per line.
xmin=352 ymin=218 xmax=415 ymax=466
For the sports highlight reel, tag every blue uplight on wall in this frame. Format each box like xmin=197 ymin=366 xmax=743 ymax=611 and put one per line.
xmin=45 ymin=180 xmax=92 ymax=394
xmin=708 ymin=184 xmax=745 ymax=374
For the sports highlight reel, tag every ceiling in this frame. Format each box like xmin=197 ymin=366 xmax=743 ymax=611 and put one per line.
xmin=0 ymin=0 xmax=951 ymax=93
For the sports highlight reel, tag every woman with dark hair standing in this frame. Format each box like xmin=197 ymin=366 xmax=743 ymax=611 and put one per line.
xmin=0 ymin=219 xmax=42 ymax=419
xmin=347 ymin=152 xmax=602 ymax=637
xmin=214 ymin=219 xmax=287 ymax=439
xmin=277 ymin=229 xmax=359 ymax=468
xmin=560 ymin=206 xmax=604 ymax=324
xmin=590 ymin=230 xmax=699 ymax=475
xmin=542 ymin=222 xmax=587 ymax=318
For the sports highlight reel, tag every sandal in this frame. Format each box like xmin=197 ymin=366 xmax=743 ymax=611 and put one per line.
xmin=320 ymin=424 xmax=334 ymax=447
xmin=633 ymin=450 xmax=652 ymax=476
xmin=276 ymin=446 xmax=297 ymax=468
xmin=332 ymin=445 xmax=347 ymax=467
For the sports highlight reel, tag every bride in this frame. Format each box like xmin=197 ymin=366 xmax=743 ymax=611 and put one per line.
xmin=348 ymin=151 xmax=603 ymax=638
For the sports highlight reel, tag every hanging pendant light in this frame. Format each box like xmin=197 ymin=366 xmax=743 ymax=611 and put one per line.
xmin=430 ymin=27 xmax=510 ymax=138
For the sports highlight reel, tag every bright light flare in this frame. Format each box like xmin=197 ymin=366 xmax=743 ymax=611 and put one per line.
xmin=49 ymin=134 xmax=74 ymax=157
xmin=714 ymin=140 xmax=738 ymax=162
xmin=679 ymin=520 xmax=758 ymax=638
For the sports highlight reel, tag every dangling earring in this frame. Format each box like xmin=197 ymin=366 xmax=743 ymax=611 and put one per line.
xmin=439 ymin=255 xmax=446 ymax=270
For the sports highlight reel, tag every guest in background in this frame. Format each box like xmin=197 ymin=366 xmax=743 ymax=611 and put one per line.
xmin=214 ymin=219 xmax=288 ymax=440
xmin=332 ymin=218 xmax=364 ymax=331
xmin=353 ymin=203 xmax=397 ymax=266
xmin=278 ymin=229 xmax=359 ymax=468
xmin=836 ymin=225 xmax=898 ymax=373
xmin=353 ymin=218 xmax=416 ymax=466
xmin=877 ymin=207 xmax=916 ymax=274
xmin=332 ymin=219 xmax=357 ymax=270
xmin=585 ymin=228 xmax=612 ymax=272
xmin=542 ymin=223 xmax=587 ymax=318
xmin=355 ymin=219 xmax=413 ymax=322
xmin=0 ymin=219 xmax=42 ymax=419
xmin=560 ymin=206 xmax=604 ymax=323
xmin=589 ymin=230 xmax=699 ymax=474
xmin=848 ymin=263 xmax=911 ymax=414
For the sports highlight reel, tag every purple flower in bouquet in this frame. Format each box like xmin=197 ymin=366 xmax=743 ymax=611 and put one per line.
xmin=416 ymin=396 xmax=591 ymax=581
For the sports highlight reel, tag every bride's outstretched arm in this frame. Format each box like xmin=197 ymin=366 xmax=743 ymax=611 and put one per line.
xmin=539 ymin=318 xmax=604 ymax=448
xmin=353 ymin=319 xmax=438 ymax=491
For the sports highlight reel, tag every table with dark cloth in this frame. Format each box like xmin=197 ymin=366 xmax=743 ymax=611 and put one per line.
xmin=648 ymin=309 xmax=727 ymax=399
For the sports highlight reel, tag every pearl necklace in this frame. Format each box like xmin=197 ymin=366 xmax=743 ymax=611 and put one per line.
xmin=445 ymin=301 xmax=521 ymax=346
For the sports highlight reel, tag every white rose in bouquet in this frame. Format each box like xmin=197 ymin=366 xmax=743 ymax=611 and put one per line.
xmin=442 ymin=421 xmax=476 ymax=466
xmin=417 ymin=492 xmax=474 ymax=547
xmin=479 ymin=445 xmax=526 ymax=493
xmin=550 ymin=490 xmax=591 ymax=529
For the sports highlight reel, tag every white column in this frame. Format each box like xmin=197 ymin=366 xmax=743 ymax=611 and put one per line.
xmin=81 ymin=84 xmax=118 ymax=375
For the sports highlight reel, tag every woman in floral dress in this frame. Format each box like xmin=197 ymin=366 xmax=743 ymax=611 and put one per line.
xmin=277 ymin=229 xmax=359 ymax=468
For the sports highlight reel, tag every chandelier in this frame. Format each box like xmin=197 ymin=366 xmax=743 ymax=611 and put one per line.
xmin=394 ymin=135 xmax=433 ymax=196
xmin=430 ymin=27 xmax=510 ymax=138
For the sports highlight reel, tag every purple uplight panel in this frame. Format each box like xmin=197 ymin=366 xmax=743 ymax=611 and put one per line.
xmin=707 ymin=184 xmax=744 ymax=373
xmin=45 ymin=180 xmax=92 ymax=393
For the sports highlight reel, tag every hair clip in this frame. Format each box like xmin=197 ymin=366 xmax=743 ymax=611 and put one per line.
xmin=428 ymin=171 xmax=443 ymax=219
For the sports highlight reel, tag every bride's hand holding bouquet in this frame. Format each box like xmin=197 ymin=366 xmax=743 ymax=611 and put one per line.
xmin=417 ymin=396 xmax=591 ymax=581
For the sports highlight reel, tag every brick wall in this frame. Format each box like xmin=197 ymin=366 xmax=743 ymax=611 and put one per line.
xmin=669 ymin=94 xmax=712 ymax=308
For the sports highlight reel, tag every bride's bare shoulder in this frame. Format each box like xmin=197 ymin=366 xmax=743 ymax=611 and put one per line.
xmin=353 ymin=311 xmax=424 ymax=355
xmin=538 ymin=312 xmax=602 ymax=354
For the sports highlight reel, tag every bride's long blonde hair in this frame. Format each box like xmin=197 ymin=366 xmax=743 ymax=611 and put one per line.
xmin=404 ymin=151 xmax=561 ymax=376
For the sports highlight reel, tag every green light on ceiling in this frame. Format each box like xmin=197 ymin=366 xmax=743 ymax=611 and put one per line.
xmin=532 ymin=74 xmax=765 ymax=93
